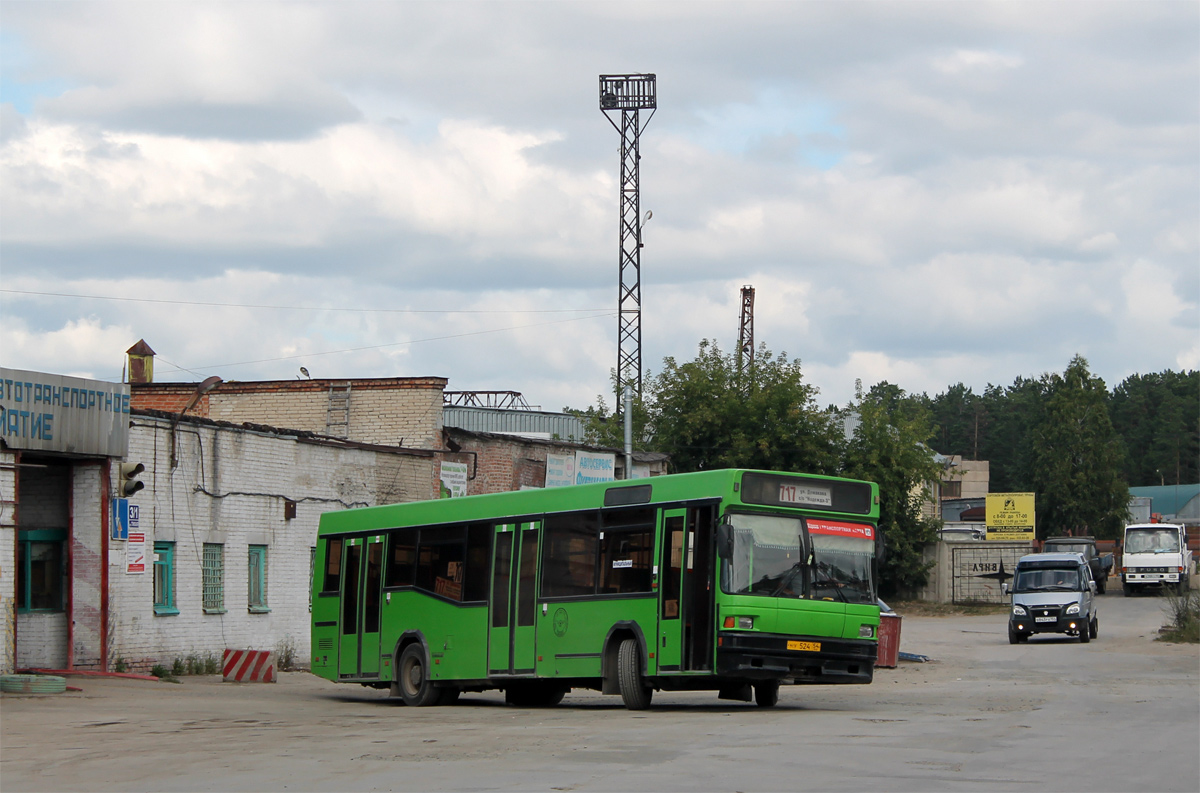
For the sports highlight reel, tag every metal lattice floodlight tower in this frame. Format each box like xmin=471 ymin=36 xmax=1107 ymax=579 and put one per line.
xmin=738 ymin=285 xmax=756 ymax=379
xmin=600 ymin=73 xmax=656 ymax=401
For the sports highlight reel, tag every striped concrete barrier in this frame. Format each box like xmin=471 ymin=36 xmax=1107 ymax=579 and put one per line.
xmin=222 ymin=649 xmax=277 ymax=683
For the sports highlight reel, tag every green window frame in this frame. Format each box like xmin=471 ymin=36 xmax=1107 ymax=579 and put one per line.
xmin=202 ymin=543 xmax=226 ymax=614
xmin=153 ymin=541 xmax=178 ymax=615
xmin=16 ymin=528 xmax=66 ymax=613
xmin=248 ymin=544 xmax=270 ymax=613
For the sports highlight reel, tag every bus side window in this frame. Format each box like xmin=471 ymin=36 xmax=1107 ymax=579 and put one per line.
xmin=542 ymin=513 xmax=598 ymax=597
xmin=464 ymin=523 xmax=491 ymax=602
xmin=416 ymin=526 xmax=466 ymax=602
xmin=599 ymin=526 xmax=654 ymax=594
xmin=323 ymin=538 xmax=343 ymax=593
xmin=385 ymin=529 xmax=417 ymax=587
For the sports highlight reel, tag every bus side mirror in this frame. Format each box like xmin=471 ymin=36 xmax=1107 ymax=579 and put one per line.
xmin=875 ymin=529 xmax=887 ymax=564
xmin=716 ymin=522 xmax=733 ymax=559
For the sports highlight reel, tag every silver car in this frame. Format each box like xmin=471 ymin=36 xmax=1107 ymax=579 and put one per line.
xmin=1004 ymin=552 xmax=1098 ymax=644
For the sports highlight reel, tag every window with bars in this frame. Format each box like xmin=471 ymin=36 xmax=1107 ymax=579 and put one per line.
xmin=248 ymin=545 xmax=269 ymax=613
xmin=153 ymin=541 xmax=178 ymax=616
xmin=202 ymin=543 xmax=225 ymax=613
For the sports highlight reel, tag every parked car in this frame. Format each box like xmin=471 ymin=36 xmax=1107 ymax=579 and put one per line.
xmin=1004 ymin=553 xmax=1098 ymax=644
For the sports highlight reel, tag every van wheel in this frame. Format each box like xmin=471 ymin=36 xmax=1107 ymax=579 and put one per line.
xmin=1079 ymin=622 xmax=1091 ymax=643
xmin=754 ymin=681 xmax=780 ymax=708
xmin=1089 ymin=616 xmax=1098 ymax=640
xmin=397 ymin=644 xmax=440 ymax=706
xmin=1123 ymin=583 xmax=1135 ymax=597
xmin=617 ymin=638 xmax=653 ymax=710
xmin=1008 ymin=625 xmax=1020 ymax=645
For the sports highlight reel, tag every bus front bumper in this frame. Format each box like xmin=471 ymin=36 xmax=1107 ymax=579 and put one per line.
xmin=716 ymin=632 xmax=876 ymax=685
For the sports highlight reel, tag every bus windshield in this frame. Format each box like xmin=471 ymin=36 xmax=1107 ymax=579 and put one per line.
xmin=810 ymin=533 xmax=875 ymax=605
xmin=723 ymin=513 xmax=806 ymax=598
xmin=721 ymin=514 xmax=876 ymax=603
xmin=1125 ymin=528 xmax=1179 ymax=554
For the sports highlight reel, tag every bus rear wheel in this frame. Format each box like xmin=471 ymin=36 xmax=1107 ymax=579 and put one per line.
xmin=754 ymin=681 xmax=780 ymax=707
xmin=617 ymin=638 xmax=653 ymax=710
xmin=397 ymin=644 xmax=440 ymax=707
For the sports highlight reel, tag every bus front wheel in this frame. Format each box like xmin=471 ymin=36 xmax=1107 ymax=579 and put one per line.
xmin=397 ymin=644 xmax=440 ymax=707
xmin=617 ymin=638 xmax=653 ymax=710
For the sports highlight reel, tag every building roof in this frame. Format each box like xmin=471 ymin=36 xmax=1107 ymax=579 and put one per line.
xmin=1128 ymin=484 xmax=1200 ymax=518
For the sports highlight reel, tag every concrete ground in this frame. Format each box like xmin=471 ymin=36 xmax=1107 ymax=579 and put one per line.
xmin=2 ymin=590 xmax=1197 ymax=792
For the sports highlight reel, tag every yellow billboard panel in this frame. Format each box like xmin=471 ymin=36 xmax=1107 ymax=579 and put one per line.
xmin=986 ymin=492 xmax=1035 ymax=541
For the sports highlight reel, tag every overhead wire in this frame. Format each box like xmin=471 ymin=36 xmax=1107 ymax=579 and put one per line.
xmin=0 ymin=288 xmax=607 ymax=314
xmin=112 ymin=310 xmax=617 ymax=381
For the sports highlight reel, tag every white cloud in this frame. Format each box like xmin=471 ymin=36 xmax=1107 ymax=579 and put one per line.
xmin=0 ymin=1 xmax=1195 ymax=415
xmin=931 ymin=49 xmax=1024 ymax=75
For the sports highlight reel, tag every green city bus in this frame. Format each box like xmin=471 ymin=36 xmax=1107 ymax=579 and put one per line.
xmin=311 ymin=468 xmax=882 ymax=709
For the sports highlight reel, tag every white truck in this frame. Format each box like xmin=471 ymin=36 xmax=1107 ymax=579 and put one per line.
xmin=1121 ymin=523 xmax=1193 ymax=596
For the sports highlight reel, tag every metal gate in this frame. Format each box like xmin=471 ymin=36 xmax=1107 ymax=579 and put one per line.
xmin=951 ymin=543 xmax=1030 ymax=604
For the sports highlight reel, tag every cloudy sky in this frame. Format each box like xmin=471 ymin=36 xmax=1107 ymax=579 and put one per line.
xmin=2 ymin=1 xmax=1196 ymax=414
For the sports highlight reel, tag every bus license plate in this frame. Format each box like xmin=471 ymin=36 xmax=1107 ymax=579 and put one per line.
xmin=1035 ymin=616 xmax=1055 ymax=623
xmin=788 ymin=640 xmax=821 ymax=652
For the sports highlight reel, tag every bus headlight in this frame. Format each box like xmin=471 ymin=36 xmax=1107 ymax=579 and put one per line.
xmin=859 ymin=625 xmax=874 ymax=638
xmin=722 ymin=616 xmax=754 ymax=629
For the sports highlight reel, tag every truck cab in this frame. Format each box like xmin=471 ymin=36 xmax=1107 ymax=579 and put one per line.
xmin=1005 ymin=553 xmax=1097 ymax=644
xmin=1041 ymin=537 xmax=1113 ymax=594
xmin=1121 ymin=523 xmax=1193 ymax=596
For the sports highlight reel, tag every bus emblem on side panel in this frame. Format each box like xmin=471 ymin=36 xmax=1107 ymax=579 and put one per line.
xmin=553 ymin=608 xmax=569 ymax=637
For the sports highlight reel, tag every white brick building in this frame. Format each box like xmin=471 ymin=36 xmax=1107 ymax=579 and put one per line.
xmin=106 ymin=411 xmax=436 ymax=672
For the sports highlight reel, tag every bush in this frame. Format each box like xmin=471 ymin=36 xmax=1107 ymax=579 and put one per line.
xmin=276 ymin=635 xmax=298 ymax=671
xmin=1158 ymin=588 xmax=1200 ymax=643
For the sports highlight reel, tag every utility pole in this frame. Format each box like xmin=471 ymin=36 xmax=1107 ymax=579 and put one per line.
xmin=738 ymin=285 xmax=755 ymax=380
xmin=599 ymin=73 xmax=656 ymax=402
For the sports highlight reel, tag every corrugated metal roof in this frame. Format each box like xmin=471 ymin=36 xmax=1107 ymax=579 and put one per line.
xmin=1128 ymin=484 xmax=1200 ymax=518
xmin=443 ymin=406 xmax=586 ymax=441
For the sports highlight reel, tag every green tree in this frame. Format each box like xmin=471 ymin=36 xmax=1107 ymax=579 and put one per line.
xmin=1109 ymin=370 xmax=1200 ymax=486
xmin=1030 ymin=355 xmax=1128 ymax=539
xmin=929 ymin=383 xmax=988 ymax=460
xmin=649 ymin=341 xmax=840 ymax=473
xmin=576 ymin=341 xmax=841 ymax=475
xmin=841 ymin=381 xmax=943 ymax=597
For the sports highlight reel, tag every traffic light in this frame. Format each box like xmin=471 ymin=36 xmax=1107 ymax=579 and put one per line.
xmin=118 ymin=462 xmax=145 ymax=497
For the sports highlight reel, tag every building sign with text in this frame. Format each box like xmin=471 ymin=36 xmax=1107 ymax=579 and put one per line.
xmin=1 ymin=367 xmax=131 ymax=457
xmin=986 ymin=492 xmax=1036 ymax=541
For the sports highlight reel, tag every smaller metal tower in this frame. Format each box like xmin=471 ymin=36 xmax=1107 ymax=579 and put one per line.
xmin=738 ymin=285 xmax=755 ymax=378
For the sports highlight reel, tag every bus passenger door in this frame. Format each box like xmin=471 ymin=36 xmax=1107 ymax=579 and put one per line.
xmin=337 ymin=539 xmax=363 ymax=678
xmin=488 ymin=525 xmax=517 ymax=675
xmin=337 ymin=535 xmax=384 ymax=679
xmin=488 ymin=522 xmax=539 ymax=676
xmin=684 ymin=505 xmax=716 ymax=671
xmin=358 ymin=536 xmax=384 ymax=678
xmin=511 ymin=523 xmax=539 ymax=674
xmin=657 ymin=509 xmax=687 ymax=671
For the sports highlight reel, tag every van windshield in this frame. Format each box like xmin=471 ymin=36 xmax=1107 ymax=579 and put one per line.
xmin=1014 ymin=567 xmax=1080 ymax=592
